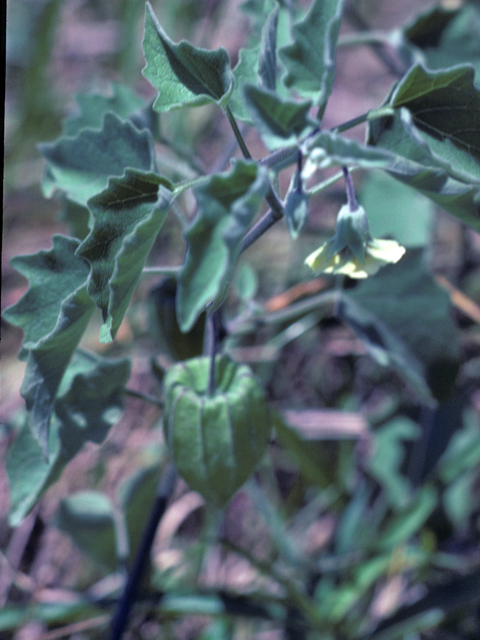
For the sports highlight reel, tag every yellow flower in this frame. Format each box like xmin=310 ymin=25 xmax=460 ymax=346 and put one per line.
xmin=305 ymin=204 xmax=405 ymax=279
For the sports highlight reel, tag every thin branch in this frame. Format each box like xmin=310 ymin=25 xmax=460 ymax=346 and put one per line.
xmin=142 ymin=266 xmax=181 ymax=277
xmin=110 ymin=465 xmax=178 ymax=640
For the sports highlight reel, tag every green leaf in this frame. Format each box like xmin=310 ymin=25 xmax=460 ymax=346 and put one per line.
xmin=389 ymin=64 xmax=480 ymax=184
xmin=404 ymin=5 xmax=480 ymax=80
xmin=367 ymin=65 xmax=480 ymax=230
xmin=56 ymin=491 xmax=118 ymax=570
xmin=63 ymin=83 xmax=146 ymax=136
xmin=177 ymin=160 xmax=269 ymax=332
xmin=142 ymin=1 xmax=234 ymax=112
xmin=302 ymin=130 xmax=394 ymax=176
xmin=377 ymin=485 xmax=437 ymax=550
xmin=164 ymin=355 xmax=272 ymax=507
xmin=4 ymin=236 xmax=92 ymax=359
xmin=341 ymin=249 xmax=460 ymax=403
xmin=76 ymin=170 xmax=172 ymax=342
xmin=118 ymin=463 xmax=163 ymax=562
xmin=368 ymin=417 xmax=420 ymax=509
xmin=369 ymin=108 xmax=480 ymax=230
xmin=40 ymin=112 xmax=156 ymax=206
xmin=7 ymin=351 xmax=130 ymax=525
xmin=229 ymin=45 xmax=260 ymax=123
xmin=4 ymin=236 xmax=96 ymax=453
xmin=243 ymin=84 xmax=315 ymax=150
xmin=258 ymin=5 xmax=279 ymax=91
xmin=279 ymin=0 xmax=344 ymax=111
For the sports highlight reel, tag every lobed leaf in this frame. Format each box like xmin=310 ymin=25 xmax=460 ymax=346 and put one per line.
xmin=7 ymin=351 xmax=130 ymax=525
xmin=40 ymin=112 xmax=156 ymax=206
xmin=76 ymin=169 xmax=172 ymax=342
xmin=243 ymin=83 xmax=316 ymax=150
xmin=279 ymin=0 xmax=344 ymax=112
xmin=177 ymin=161 xmax=269 ymax=332
xmin=142 ymin=1 xmax=234 ymax=112
xmin=4 ymin=236 xmax=96 ymax=453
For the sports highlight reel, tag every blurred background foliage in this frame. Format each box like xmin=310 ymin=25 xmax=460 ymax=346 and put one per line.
xmin=2 ymin=1 xmax=480 ymax=639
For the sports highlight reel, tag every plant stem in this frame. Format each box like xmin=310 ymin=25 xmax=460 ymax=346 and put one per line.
xmin=142 ymin=266 xmax=181 ymax=277
xmin=306 ymin=169 xmax=346 ymax=197
xmin=224 ymin=105 xmax=252 ymax=160
xmin=342 ymin=166 xmax=358 ymax=211
xmin=208 ymin=313 xmax=217 ymax=396
xmin=110 ymin=465 xmax=177 ymax=640
xmin=240 ymin=208 xmax=279 ymax=254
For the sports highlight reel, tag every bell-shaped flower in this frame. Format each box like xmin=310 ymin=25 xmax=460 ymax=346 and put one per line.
xmin=305 ymin=203 xmax=405 ymax=279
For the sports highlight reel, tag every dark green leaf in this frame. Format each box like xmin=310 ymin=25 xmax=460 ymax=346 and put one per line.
xmin=388 ymin=64 xmax=480 ymax=183
xmin=368 ymin=107 xmax=480 ymax=230
xmin=404 ymin=5 xmax=480 ymax=80
xmin=177 ymin=161 xmax=269 ymax=332
xmin=77 ymin=170 xmax=172 ymax=342
xmin=243 ymin=84 xmax=315 ymax=149
xmin=56 ymin=492 xmax=118 ymax=570
xmin=341 ymin=250 xmax=460 ymax=403
xmin=63 ymin=83 xmax=146 ymax=136
xmin=142 ymin=1 xmax=234 ymax=111
xmin=279 ymin=0 xmax=344 ymax=111
xmin=40 ymin=112 xmax=156 ymax=206
xmin=7 ymin=351 xmax=130 ymax=525
xmin=368 ymin=65 xmax=480 ymax=230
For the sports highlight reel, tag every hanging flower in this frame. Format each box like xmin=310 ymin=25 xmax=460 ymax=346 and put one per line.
xmin=305 ymin=203 xmax=405 ymax=279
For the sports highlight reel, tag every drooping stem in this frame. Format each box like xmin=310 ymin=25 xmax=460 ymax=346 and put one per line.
xmin=240 ymin=208 xmax=278 ymax=255
xmin=110 ymin=465 xmax=177 ymax=640
xmin=342 ymin=166 xmax=358 ymax=211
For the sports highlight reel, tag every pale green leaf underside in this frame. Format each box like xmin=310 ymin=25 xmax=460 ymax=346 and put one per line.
xmin=40 ymin=112 xmax=156 ymax=206
xmin=7 ymin=351 xmax=130 ymax=526
xmin=177 ymin=161 xmax=269 ymax=332
xmin=303 ymin=130 xmax=394 ymax=172
xmin=243 ymin=83 xmax=316 ymax=150
xmin=76 ymin=169 xmax=172 ymax=342
xmin=280 ymin=0 xmax=344 ymax=110
xmin=142 ymin=1 xmax=234 ymax=112
xmin=230 ymin=45 xmax=260 ymax=123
